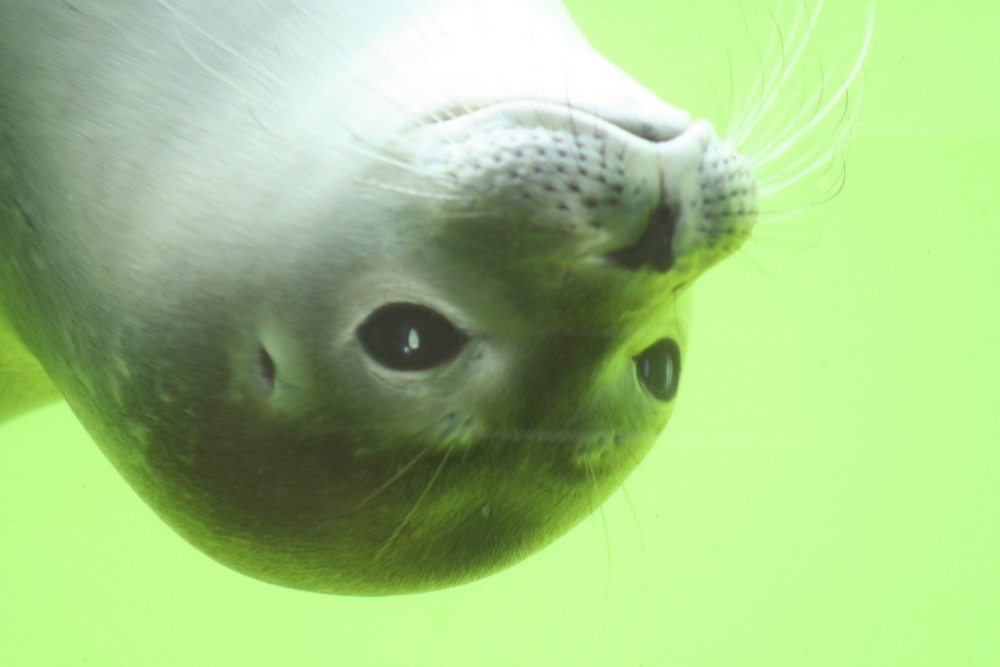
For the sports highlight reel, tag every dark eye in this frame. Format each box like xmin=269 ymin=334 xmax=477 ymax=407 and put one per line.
xmin=358 ymin=303 xmax=467 ymax=371
xmin=634 ymin=338 xmax=680 ymax=401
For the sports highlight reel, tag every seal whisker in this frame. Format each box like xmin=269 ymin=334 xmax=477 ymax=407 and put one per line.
xmin=240 ymin=108 xmax=470 ymax=203
xmin=373 ymin=443 xmax=455 ymax=562
xmin=755 ymin=163 xmax=848 ymax=225
xmin=440 ymin=206 xmax=508 ymax=221
xmin=755 ymin=107 xmax=852 ymax=191
xmin=156 ymin=0 xmax=290 ymax=99
xmin=731 ymin=7 xmax=814 ymax=157
xmin=584 ymin=459 xmax=615 ymax=596
xmin=755 ymin=128 xmax=849 ymax=198
xmin=751 ymin=73 xmax=864 ymax=203
xmin=167 ymin=24 xmax=262 ymax=107
xmin=742 ymin=54 xmax=832 ymax=166
xmin=723 ymin=1 xmax=792 ymax=143
xmin=250 ymin=103 xmax=467 ymax=194
xmin=748 ymin=10 xmax=873 ymax=174
xmin=726 ymin=1 xmax=821 ymax=148
xmin=158 ymin=0 xmax=469 ymax=197
xmin=342 ymin=138 xmax=468 ymax=194
xmin=724 ymin=0 xmax=872 ymax=229
xmin=357 ymin=442 xmax=436 ymax=509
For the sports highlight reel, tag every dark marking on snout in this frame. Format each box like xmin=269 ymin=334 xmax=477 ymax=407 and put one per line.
xmin=604 ymin=201 xmax=677 ymax=272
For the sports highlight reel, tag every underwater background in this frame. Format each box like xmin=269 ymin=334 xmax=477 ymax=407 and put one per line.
xmin=2 ymin=0 xmax=996 ymax=664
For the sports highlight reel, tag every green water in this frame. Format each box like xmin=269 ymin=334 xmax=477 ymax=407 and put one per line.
xmin=2 ymin=0 xmax=997 ymax=664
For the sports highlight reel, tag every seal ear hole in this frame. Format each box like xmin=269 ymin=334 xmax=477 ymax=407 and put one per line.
xmin=634 ymin=338 xmax=680 ymax=402
xmin=358 ymin=303 xmax=467 ymax=371
xmin=256 ymin=344 xmax=276 ymax=396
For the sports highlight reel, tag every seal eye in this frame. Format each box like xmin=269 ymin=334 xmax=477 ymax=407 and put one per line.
xmin=634 ymin=338 xmax=680 ymax=401
xmin=358 ymin=303 xmax=467 ymax=371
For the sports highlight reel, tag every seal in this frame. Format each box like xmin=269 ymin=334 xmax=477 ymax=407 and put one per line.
xmin=0 ymin=0 xmax=758 ymax=594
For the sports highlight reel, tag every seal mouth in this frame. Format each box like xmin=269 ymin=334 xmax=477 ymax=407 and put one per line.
xmin=416 ymin=100 xmax=690 ymax=144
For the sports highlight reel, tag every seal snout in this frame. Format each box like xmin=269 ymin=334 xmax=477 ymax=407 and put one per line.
xmin=407 ymin=104 xmax=756 ymax=280
xmin=604 ymin=120 xmax=758 ymax=278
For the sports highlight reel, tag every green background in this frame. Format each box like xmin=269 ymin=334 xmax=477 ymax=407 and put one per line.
xmin=2 ymin=0 xmax=997 ymax=664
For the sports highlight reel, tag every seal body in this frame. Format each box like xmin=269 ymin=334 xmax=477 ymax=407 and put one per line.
xmin=0 ymin=0 xmax=755 ymax=594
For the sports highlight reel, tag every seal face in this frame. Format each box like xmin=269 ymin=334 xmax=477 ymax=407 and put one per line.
xmin=0 ymin=0 xmax=756 ymax=594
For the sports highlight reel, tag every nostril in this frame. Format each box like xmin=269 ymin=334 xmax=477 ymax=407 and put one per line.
xmin=604 ymin=201 xmax=677 ymax=272
xmin=256 ymin=344 xmax=276 ymax=396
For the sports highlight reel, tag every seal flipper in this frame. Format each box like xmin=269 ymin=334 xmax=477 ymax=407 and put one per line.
xmin=0 ymin=317 xmax=60 ymax=424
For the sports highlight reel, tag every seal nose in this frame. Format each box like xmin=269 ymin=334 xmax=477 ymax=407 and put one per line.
xmin=601 ymin=120 xmax=756 ymax=278
xmin=604 ymin=201 xmax=678 ymax=272
xmin=602 ymin=121 xmax=714 ymax=273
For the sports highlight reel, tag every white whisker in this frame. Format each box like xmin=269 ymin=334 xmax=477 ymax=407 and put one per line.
xmin=750 ymin=5 xmax=874 ymax=174
xmin=156 ymin=0 xmax=288 ymax=96
xmin=374 ymin=444 xmax=455 ymax=561
xmin=157 ymin=0 xmax=473 ymax=201
xmin=715 ymin=0 xmax=874 ymax=233
xmin=729 ymin=1 xmax=822 ymax=148
xmin=723 ymin=2 xmax=786 ymax=143
xmin=586 ymin=461 xmax=614 ymax=598
xmin=756 ymin=117 xmax=852 ymax=195
xmin=358 ymin=443 xmax=436 ymax=508
xmin=756 ymin=163 xmax=848 ymax=224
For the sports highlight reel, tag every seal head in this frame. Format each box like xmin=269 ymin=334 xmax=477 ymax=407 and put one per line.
xmin=98 ymin=106 xmax=753 ymax=595
xmin=0 ymin=0 xmax=755 ymax=594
